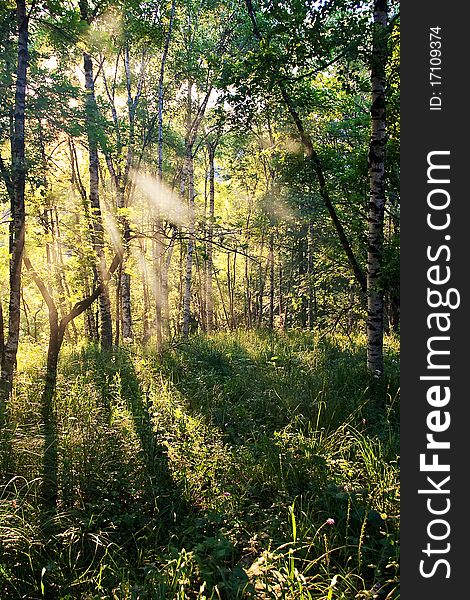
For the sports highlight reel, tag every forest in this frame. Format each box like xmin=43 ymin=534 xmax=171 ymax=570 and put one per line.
xmin=0 ymin=0 xmax=400 ymax=598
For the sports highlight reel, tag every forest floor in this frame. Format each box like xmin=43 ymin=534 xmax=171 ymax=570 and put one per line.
xmin=0 ymin=330 xmax=399 ymax=599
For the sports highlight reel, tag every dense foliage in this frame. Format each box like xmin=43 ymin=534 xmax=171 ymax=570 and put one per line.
xmin=0 ymin=0 xmax=400 ymax=348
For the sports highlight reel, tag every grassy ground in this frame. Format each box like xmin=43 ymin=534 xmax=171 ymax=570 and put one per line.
xmin=0 ymin=329 xmax=399 ymax=599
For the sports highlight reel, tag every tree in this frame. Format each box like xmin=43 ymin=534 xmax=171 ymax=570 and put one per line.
xmin=181 ymin=80 xmax=212 ymax=336
xmin=154 ymin=0 xmax=176 ymax=348
xmin=205 ymin=134 xmax=219 ymax=331
xmin=24 ymin=251 xmax=122 ymax=506
xmin=177 ymin=0 xmax=231 ymax=336
xmin=0 ymin=0 xmax=29 ymax=408
xmin=366 ymin=0 xmax=388 ymax=375
xmin=243 ymin=0 xmax=367 ymax=295
xmin=80 ymin=1 xmax=114 ymax=350
xmin=0 ymin=0 xmax=399 ymax=391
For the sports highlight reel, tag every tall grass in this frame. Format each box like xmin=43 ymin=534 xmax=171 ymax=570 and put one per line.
xmin=0 ymin=330 xmax=399 ymax=598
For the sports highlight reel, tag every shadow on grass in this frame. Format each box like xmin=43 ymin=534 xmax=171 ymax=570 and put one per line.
xmin=12 ymin=346 xmax=194 ymax=598
xmin=69 ymin=345 xmax=253 ymax=598
xmin=60 ymin=345 xmax=186 ymax=527
xmin=133 ymin=331 xmax=400 ymax=596
xmin=0 ymin=333 xmax=399 ymax=599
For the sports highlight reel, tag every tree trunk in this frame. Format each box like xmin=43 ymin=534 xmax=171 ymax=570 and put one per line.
xmin=83 ymin=269 xmax=98 ymax=342
xmin=117 ymin=186 xmax=133 ymax=341
xmin=298 ymin=230 xmax=308 ymax=328
xmin=232 ymin=251 xmax=237 ymax=328
xmin=83 ymin=52 xmax=113 ymax=349
xmin=115 ymin=268 xmax=121 ymax=345
xmin=153 ymin=222 xmax=163 ymax=350
xmin=180 ymin=76 xmax=212 ymax=336
xmin=153 ymin=0 xmax=176 ymax=347
xmin=214 ymin=267 xmax=230 ymax=329
xmin=24 ymin=251 xmax=122 ymax=505
xmin=177 ymin=235 xmax=184 ymax=332
xmin=278 ymin=263 xmax=284 ymax=329
xmin=0 ymin=0 xmax=28 ymax=408
xmin=157 ymin=0 xmax=176 ymax=179
xmin=182 ymin=149 xmax=195 ymax=337
xmin=366 ymin=0 xmax=388 ymax=375
xmin=283 ymin=239 xmax=296 ymax=328
xmin=268 ymin=234 xmax=274 ymax=329
xmin=281 ymin=86 xmax=367 ymax=295
xmin=388 ymin=290 xmax=400 ymax=333
xmin=307 ymin=222 xmax=316 ymax=329
xmin=142 ymin=273 xmax=151 ymax=344
xmin=227 ymin=251 xmax=234 ymax=330
xmin=101 ymin=42 xmax=145 ymax=345
xmin=41 ymin=312 xmax=61 ymax=509
xmin=195 ymin=249 xmax=206 ymax=330
xmin=53 ymin=206 xmax=78 ymax=344
xmin=162 ymin=229 xmax=177 ymax=339
xmin=257 ymin=236 xmax=265 ymax=326
xmin=206 ymin=142 xmax=216 ymax=331
xmin=118 ymin=43 xmax=149 ymax=343
xmin=244 ymin=199 xmax=253 ymax=328
xmin=245 ymin=254 xmax=252 ymax=328
xmin=120 ymin=256 xmax=133 ymax=341
xmin=21 ymin=289 xmax=30 ymax=338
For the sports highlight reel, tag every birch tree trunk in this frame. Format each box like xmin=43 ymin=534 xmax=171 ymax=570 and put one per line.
xmin=181 ymin=80 xmax=212 ymax=337
xmin=83 ymin=269 xmax=98 ymax=342
xmin=244 ymin=199 xmax=253 ymax=328
xmin=157 ymin=0 xmax=176 ymax=180
xmin=162 ymin=229 xmax=177 ymax=339
xmin=182 ymin=148 xmax=195 ymax=337
xmin=154 ymin=56 xmax=164 ymax=345
xmin=142 ymin=278 xmax=151 ymax=344
xmin=307 ymin=222 xmax=316 ymax=329
xmin=117 ymin=186 xmax=133 ymax=341
xmin=206 ymin=142 xmax=216 ymax=331
xmin=118 ymin=44 xmax=148 ymax=342
xmin=257 ymin=236 xmax=265 ymax=326
xmin=367 ymin=0 xmax=388 ymax=375
xmin=152 ymin=222 xmax=163 ymax=350
xmin=83 ymin=51 xmax=113 ymax=350
xmin=150 ymin=0 xmax=176 ymax=347
xmin=0 ymin=0 xmax=28 ymax=407
xmin=268 ymin=234 xmax=274 ymax=329
xmin=231 ymin=251 xmax=237 ymax=328
xmin=181 ymin=83 xmax=193 ymax=339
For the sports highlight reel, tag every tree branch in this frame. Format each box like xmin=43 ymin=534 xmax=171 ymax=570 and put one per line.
xmin=23 ymin=256 xmax=57 ymax=319
xmin=24 ymin=251 xmax=123 ymax=332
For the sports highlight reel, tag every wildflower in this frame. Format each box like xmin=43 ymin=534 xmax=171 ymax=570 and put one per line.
xmin=325 ymin=517 xmax=335 ymax=526
xmin=223 ymin=492 xmax=231 ymax=497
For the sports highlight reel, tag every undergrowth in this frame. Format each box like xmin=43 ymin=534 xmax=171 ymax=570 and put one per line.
xmin=0 ymin=329 xmax=399 ymax=599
